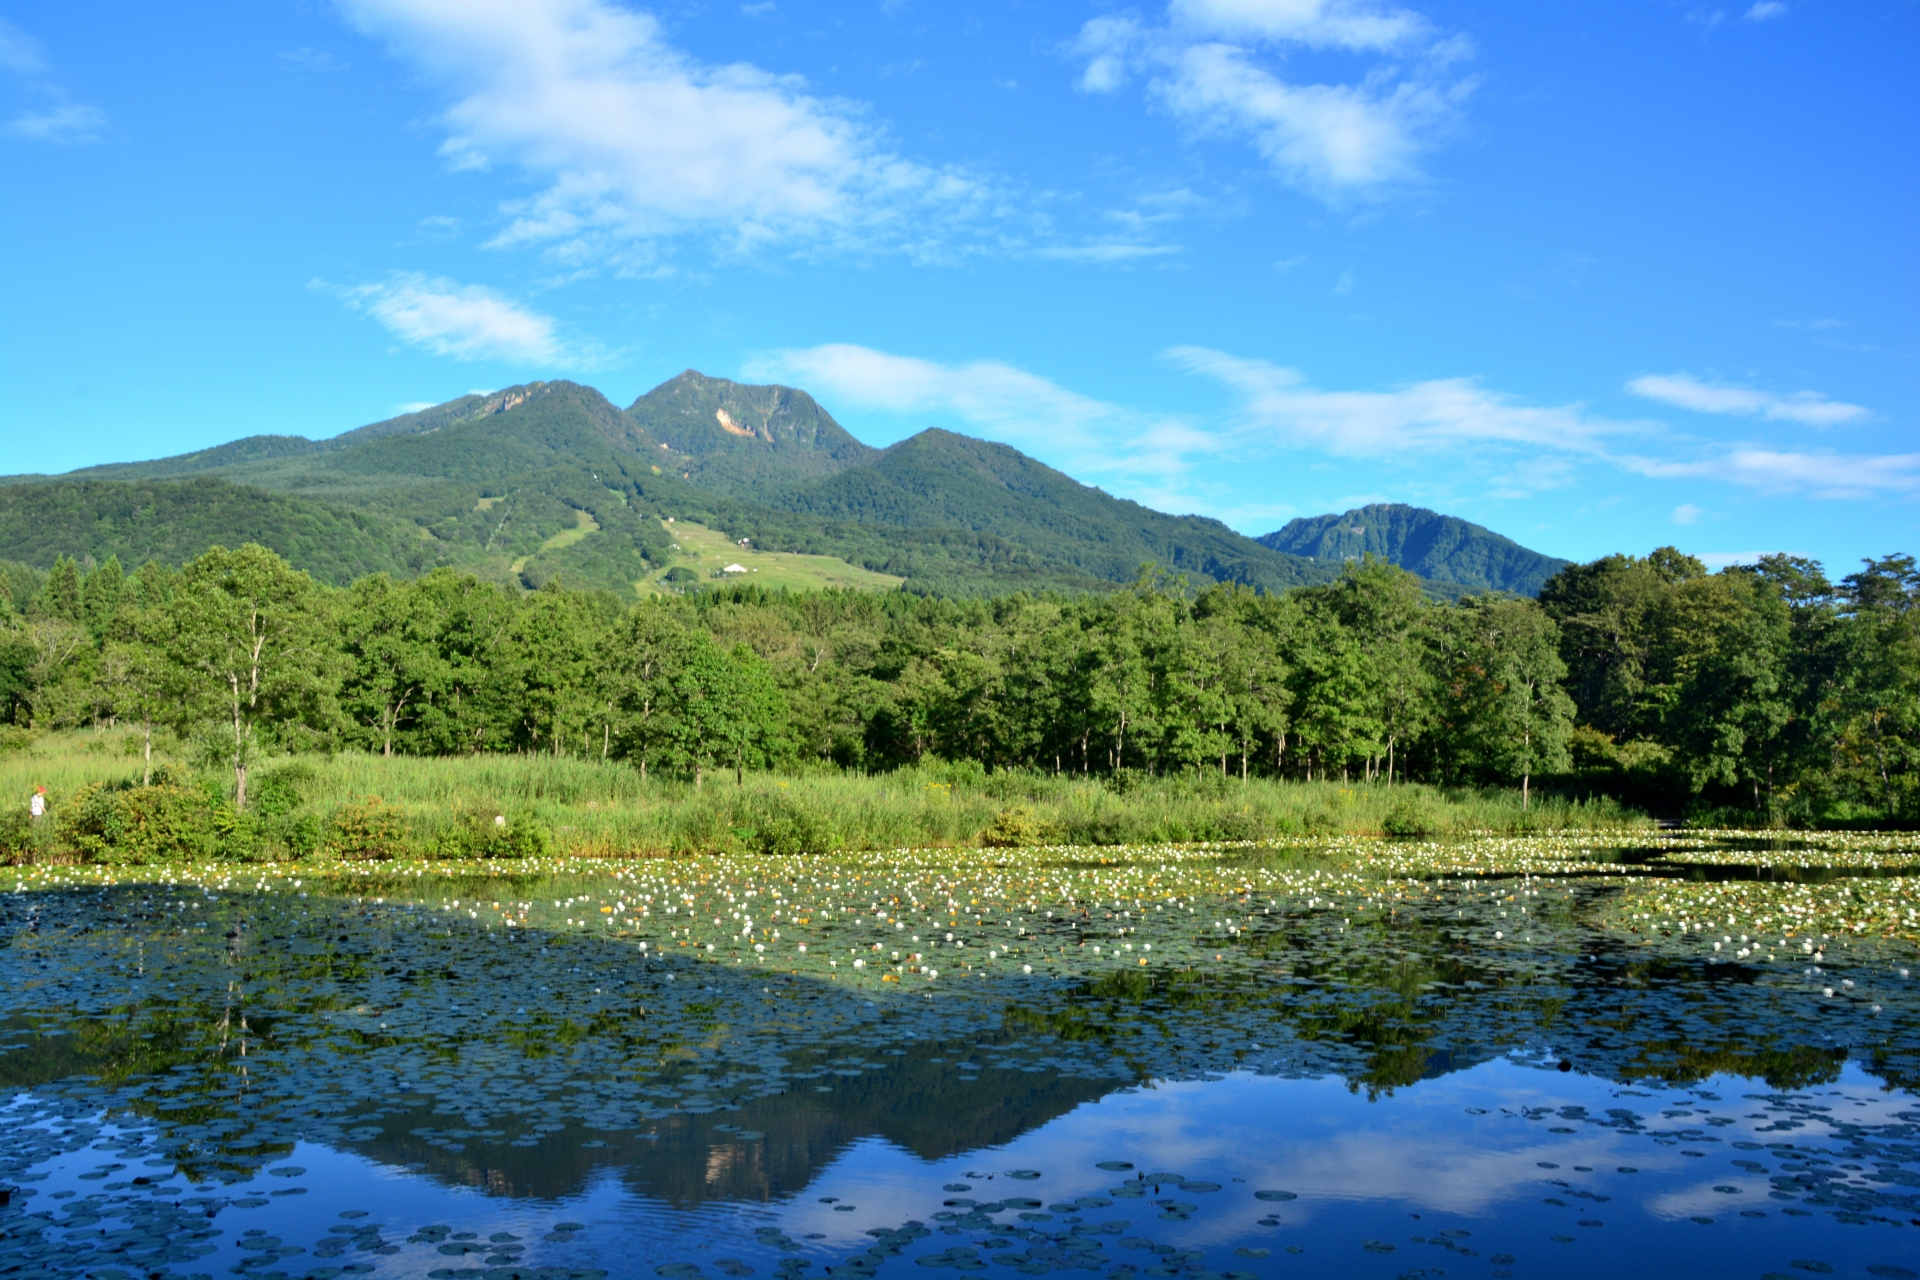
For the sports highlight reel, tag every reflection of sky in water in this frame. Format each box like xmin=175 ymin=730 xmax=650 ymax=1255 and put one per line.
xmin=7 ymin=1060 xmax=1916 ymax=1279
xmin=4 ymin=867 xmax=1918 ymax=1280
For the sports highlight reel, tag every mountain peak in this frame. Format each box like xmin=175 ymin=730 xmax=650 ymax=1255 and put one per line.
xmin=620 ymin=370 xmax=877 ymax=495
xmin=1257 ymin=503 xmax=1570 ymax=596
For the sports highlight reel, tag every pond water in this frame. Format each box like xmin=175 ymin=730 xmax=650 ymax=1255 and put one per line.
xmin=2 ymin=835 xmax=1917 ymax=1280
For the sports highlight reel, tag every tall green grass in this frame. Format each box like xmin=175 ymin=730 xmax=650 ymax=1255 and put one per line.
xmin=0 ymin=729 xmax=1649 ymax=864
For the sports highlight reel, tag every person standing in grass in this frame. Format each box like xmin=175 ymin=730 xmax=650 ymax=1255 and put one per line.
xmin=29 ymin=786 xmax=46 ymax=820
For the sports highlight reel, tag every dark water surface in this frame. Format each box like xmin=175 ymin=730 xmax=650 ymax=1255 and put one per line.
xmin=3 ymin=863 xmax=1917 ymax=1280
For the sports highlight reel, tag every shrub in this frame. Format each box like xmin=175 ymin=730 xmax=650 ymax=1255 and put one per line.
xmin=738 ymin=792 xmax=837 ymax=857
xmin=982 ymin=805 xmax=1050 ymax=847
xmin=57 ymin=781 xmax=222 ymax=864
xmin=426 ymin=809 xmax=553 ymax=859
xmin=1382 ymin=794 xmax=1445 ymax=838
xmin=327 ymin=796 xmax=410 ymax=860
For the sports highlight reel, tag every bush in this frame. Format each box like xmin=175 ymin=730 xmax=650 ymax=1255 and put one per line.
xmin=1382 ymin=794 xmax=1445 ymax=838
xmin=327 ymin=796 xmax=410 ymax=860
xmin=426 ymin=808 xmax=553 ymax=859
xmin=57 ymin=781 xmax=222 ymax=864
xmin=982 ymin=805 xmax=1050 ymax=847
xmin=738 ymin=791 xmax=838 ymax=857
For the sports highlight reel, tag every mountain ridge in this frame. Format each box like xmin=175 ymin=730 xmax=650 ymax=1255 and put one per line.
xmin=1 ymin=373 xmax=1564 ymax=600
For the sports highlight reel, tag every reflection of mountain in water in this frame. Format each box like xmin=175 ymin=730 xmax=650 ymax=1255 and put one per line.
xmin=351 ymin=1039 xmax=1112 ymax=1204
xmin=1 ymin=877 xmax=1912 ymax=1219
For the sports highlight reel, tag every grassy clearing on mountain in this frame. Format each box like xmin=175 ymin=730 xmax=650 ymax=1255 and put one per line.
xmin=645 ymin=520 xmax=904 ymax=593
xmin=0 ymin=730 xmax=1644 ymax=865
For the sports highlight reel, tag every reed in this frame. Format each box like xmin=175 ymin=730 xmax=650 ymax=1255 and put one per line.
xmin=0 ymin=729 xmax=1650 ymax=864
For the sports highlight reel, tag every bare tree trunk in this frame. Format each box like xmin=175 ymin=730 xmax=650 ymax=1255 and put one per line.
xmin=142 ymin=720 xmax=153 ymax=787
xmin=695 ymin=763 xmax=703 ymax=790
xmin=1387 ymin=736 xmax=1395 ymax=787
xmin=235 ymin=762 xmax=248 ymax=811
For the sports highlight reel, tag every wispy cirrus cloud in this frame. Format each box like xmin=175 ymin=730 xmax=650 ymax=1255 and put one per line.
xmin=758 ymin=342 xmax=1916 ymax=517
xmin=1624 ymin=448 xmax=1920 ymax=499
xmin=1181 ymin=347 xmax=1915 ymax=500
xmin=335 ymin=0 xmax=1006 ymax=266
xmin=1627 ymin=372 xmax=1869 ymax=427
xmin=1170 ymin=346 xmax=1620 ymax=458
xmin=323 ymin=274 xmax=566 ymax=364
xmin=1069 ymin=0 xmax=1473 ymax=202
xmin=0 ymin=18 xmax=107 ymax=143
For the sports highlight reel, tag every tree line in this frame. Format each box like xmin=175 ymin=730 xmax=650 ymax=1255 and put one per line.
xmin=1 ymin=542 xmax=1913 ymax=823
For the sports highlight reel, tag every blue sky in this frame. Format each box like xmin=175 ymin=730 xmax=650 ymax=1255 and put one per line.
xmin=2 ymin=0 xmax=1914 ymax=572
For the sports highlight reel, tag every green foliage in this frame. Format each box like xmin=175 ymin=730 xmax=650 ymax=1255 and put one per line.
xmin=735 ymin=790 xmax=839 ymax=857
xmin=0 ymin=520 xmax=1909 ymax=831
xmin=327 ymin=795 xmax=409 ymax=860
xmin=166 ymin=544 xmax=342 ymax=806
xmin=1381 ymin=793 xmax=1445 ymax=837
xmin=982 ymin=804 xmax=1051 ymax=847
xmin=56 ymin=780 xmax=221 ymax=864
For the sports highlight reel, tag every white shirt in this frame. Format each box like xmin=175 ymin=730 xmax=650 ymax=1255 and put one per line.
xmin=29 ymin=794 xmax=44 ymax=817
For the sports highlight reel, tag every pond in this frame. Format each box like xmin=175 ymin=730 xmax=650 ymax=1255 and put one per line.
xmin=2 ymin=833 xmax=1918 ymax=1280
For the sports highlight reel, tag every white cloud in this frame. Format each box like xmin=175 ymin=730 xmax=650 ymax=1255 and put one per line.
xmin=1743 ymin=2 xmax=1787 ymax=20
xmin=1069 ymin=0 xmax=1470 ymax=202
xmin=1170 ymin=346 xmax=1620 ymax=458
xmin=1182 ymin=348 xmax=1912 ymax=501
xmin=1170 ymin=0 xmax=1431 ymax=50
xmin=1627 ymin=372 xmax=1869 ymax=428
xmin=337 ymin=0 xmax=986 ymax=262
xmin=745 ymin=343 xmax=1207 ymax=486
xmin=0 ymin=18 xmax=107 ymax=144
xmin=328 ymin=274 xmax=564 ymax=364
xmin=1671 ymin=503 xmax=1702 ymax=525
xmin=5 ymin=102 xmax=106 ymax=142
xmin=1629 ymin=448 xmax=1920 ymax=499
xmin=0 ymin=18 xmax=45 ymax=74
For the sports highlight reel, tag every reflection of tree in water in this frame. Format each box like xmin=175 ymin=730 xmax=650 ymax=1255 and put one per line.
xmin=1002 ymin=897 xmax=1901 ymax=1097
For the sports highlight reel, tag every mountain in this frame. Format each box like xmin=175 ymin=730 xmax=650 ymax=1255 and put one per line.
xmin=744 ymin=429 xmax=1336 ymax=594
xmin=622 ymin=370 xmax=879 ymax=494
xmin=2 ymin=372 xmax=1484 ymax=601
xmin=1256 ymin=503 xmax=1571 ymax=596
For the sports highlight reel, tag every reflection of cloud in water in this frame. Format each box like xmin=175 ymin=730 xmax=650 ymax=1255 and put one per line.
xmin=788 ymin=1058 xmax=1664 ymax=1239
xmin=1646 ymin=1179 xmax=1768 ymax=1219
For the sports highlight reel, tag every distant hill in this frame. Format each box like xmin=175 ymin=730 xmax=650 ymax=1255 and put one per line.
xmin=1257 ymin=503 xmax=1570 ymax=596
xmin=3 ymin=373 xmax=1496 ymax=601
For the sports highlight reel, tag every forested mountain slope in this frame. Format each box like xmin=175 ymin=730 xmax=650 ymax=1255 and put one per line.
xmin=1258 ymin=503 xmax=1570 ymax=596
xmin=0 ymin=478 xmax=448 ymax=586
xmin=750 ymin=429 xmax=1345 ymax=595
xmin=3 ymin=373 xmax=1515 ymax=600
